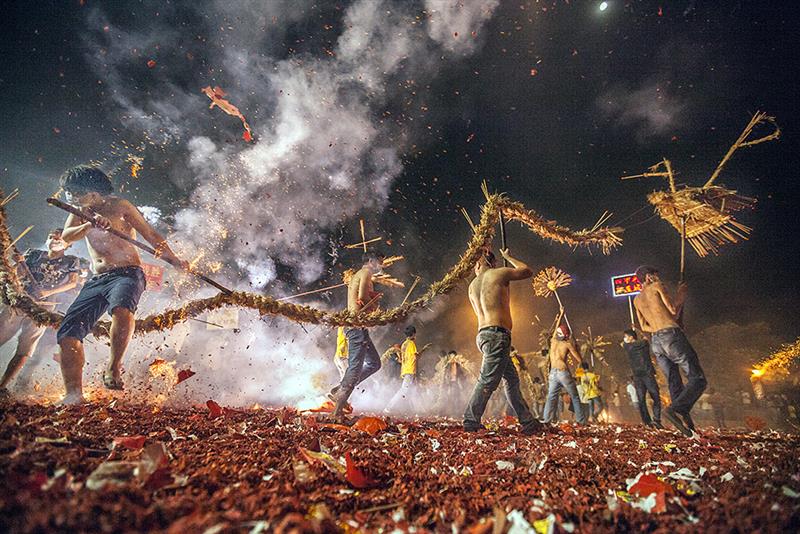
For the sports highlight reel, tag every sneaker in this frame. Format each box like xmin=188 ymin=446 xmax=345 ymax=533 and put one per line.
xmin=664 ymin=407 xmax=692 ymax=437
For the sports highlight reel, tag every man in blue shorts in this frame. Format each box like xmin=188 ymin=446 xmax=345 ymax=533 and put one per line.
xmin=56 ymin=166 xmax=188 ymax=404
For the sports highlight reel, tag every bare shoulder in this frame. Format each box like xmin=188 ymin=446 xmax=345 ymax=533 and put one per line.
xmin=108 ymin=196 xmax=135 ymax=214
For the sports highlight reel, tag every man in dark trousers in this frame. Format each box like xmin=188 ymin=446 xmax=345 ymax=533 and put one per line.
xmin=633 ymin=265 xmax=706 ymax=437
xmin=622 ymin=329 xmax=663 ymax=429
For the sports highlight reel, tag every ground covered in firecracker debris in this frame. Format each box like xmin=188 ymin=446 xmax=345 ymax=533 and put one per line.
xmin=1 ymin=401 xmax=799 ymax=533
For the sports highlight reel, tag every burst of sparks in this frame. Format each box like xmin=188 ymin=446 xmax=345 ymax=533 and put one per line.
xmin=753 ymin=337 xmax=800 ymax=378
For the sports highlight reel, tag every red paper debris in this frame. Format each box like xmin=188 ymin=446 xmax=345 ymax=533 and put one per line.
xmin=147 ymin=59 xmax=157 ymax=68
xmin=745 ymin=416 xmax=767 ymax=431
xmin=352 ymin=416 xmax=388 ymax=436
xmin=201 ymin=85 xmax=253 ymax=143
xmin=206 ymin=399 xmax=223 ymax=419
xmin=112 ymin=435 xmax=146 ymax=450
xmin=176 ymin=369 xmax=196 ymax=384
xmin=344 ymin=451 xmax=378 ymax=489
xmin=658 ymin=6 xmax=663 ymax=16
xmin=629 ymin=473 xmax=674 ymax=513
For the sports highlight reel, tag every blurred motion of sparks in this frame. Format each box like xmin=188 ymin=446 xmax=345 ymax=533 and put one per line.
xmin=752 ymin=337 xmax=800 ymax=378
xmin=127 ymin=155 xmax=144 ymax=178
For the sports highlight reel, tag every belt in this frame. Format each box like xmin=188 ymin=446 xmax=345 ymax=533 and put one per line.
xmin=652 ymin=326 xmax=682 ymax=336
xmin=93 ymin=265 xmax=143 ymax=279
xmin=479 ymin=326 xmax=510 ymax=335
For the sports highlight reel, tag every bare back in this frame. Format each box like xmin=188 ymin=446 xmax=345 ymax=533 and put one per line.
xmin=468 ymin=268 xmax=512 ymax=331
xmin=347 ymin=267 xmax=376 ymax=312
xmin=634 ymin=281 xmax=678 ymax=332
xmin=74 ymin=197 xmax=141 ymax=273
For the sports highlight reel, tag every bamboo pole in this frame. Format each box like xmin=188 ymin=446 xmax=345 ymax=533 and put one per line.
xmin=705 ymin=111 xmax=781 ymax=188
xmin=47 ymin=198 xmax=232 ymax=295
xmin=277 ymin=282 xmax=347 ymax=302
xmin=401 ymin=275 xmax=421 ymax=306
xmin=5 ymin=225 xmax=33 ymax=251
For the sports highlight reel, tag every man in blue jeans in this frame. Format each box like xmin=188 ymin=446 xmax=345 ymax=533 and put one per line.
xmin=463 ymin=248 xmax=541 ymax=434
xmin=633 ymin=265 xmax=706 ymax=437
xmin=542 ymin=308 xmax=587 ymax=425
xmin=328 ymin=252 xmax=385 ymax=422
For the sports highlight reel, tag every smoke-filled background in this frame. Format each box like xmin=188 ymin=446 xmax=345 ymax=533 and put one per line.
xmin=1 ymin=1 xmax=798 ymax=410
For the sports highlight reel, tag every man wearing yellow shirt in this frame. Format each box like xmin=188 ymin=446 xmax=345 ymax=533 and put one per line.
xmin=385 ymin=325 xmax=420 ymax=413
xmin=578 ymin=362 xmax=605 ymax=423
xmin=333 ymin=327 xmax=349 ymax=379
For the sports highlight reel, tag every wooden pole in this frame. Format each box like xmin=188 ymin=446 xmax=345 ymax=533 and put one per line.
xmin=401 ymin=275 xmax=421 ymax=306
xmin=499 ymin=212 xmax=508 ymax=267
xmin=628 ymin=295 xmax=635 ymax=327
xmin=553 ymin=290 xmax=572 ymax=334
xmin=680 ymin=216 xmax=687 ymax=283
xmin=47 ymin=198 xmax=233 ymax=295
xmin=359 ymin=219 xmax=367 ymax=253
xmin=277 ymin=282 xmax=347 ymax=302
xmin=6 ymin=225 xmax=34 ymax=251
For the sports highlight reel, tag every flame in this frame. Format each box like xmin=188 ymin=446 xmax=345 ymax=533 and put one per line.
xmin=751 ymin=368 xmax=765 ymax=378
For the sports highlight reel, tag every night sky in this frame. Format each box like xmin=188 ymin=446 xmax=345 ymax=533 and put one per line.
xmin=1 ymin=1 xmax=798 ymax=375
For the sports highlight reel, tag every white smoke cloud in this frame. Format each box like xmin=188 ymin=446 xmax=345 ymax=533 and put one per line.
xmin=598 ymin=80 xmax=685 ymax=141
xmin=74 ymin=0 xmax=501 ymax=409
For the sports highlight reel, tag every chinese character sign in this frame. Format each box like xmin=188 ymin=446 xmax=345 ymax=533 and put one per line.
xmin=611 ymin=273 xmax=642 ymax=297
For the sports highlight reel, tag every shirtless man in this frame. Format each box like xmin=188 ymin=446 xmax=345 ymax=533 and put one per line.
xmin=327 ymin=252 xmax=385 ymax=421
xmin=633 ymin=265 xmax=706 ymax=437
xmin=541 ymin=308 xmax=587 ymax=424
xmin=0 ymin=228 xmax=83 ymax=396
xmin=463 ymin=248 xmax=540 ymax=434
xmin=55 ymin=166 xmax=188 ymax=404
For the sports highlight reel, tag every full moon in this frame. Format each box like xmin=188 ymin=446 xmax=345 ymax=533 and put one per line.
xmin=599 ymin=1 xmax=609 ymax=11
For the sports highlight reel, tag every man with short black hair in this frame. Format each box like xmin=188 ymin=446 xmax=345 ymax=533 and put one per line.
xmin=385 ymin=325 xmax=422 ymax=413
xmin=633 ymin=265 xmax=706 ymax=437
xmin=463 ymin=248 xmax=541 ymax=434
xmin=56 ymin=165 xmax=188 ymax=404
xmin=0 ymin=228 xmax=83 ymax=396
xmin=622 ymin=329 xmax=662 ymax=428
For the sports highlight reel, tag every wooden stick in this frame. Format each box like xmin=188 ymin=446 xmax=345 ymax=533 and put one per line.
xmin=553 ymin=290 xmax=572 ymax=334
xmin=401 ymin=275 xmax=421 ymax=306
xmin=705 ymin=112 xmax=781 ymax=188
xmin=277 ymin=282 xmax=346 ymax=302
xmin=46 ymin=198 xmax=233 ymax=295
xmin=1 ymin=189 xmax=19 ymax=207
xmin=460 ymin=207 xmax=476 ymax=232
xmin=6 ymin=225 xmax=33 ymax=251
xmin=627 ymin=295 xmax=635 ymax=327
xmin=344 ymin=236 xmax=382 ymax=249
xmin=359 ymin=219 xmax=367 ymax=253
xmin=680 ymin=216 xmax=686 ymax=283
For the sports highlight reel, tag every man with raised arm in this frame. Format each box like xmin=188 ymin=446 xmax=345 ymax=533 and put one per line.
xmin=633 ymin=265 xmax=706 ymax=437
xmin=327 ymin=251 xmax=385 ymax=422
xmin=55 ymin=166 xmax=188 ymax=404
xmin=0 ymin=228 xmax=83 ymax=397
xmin=463 ymin=248 xmax=541 ymax=434
xmin=542 ymin=308 xmax=587 ymax=425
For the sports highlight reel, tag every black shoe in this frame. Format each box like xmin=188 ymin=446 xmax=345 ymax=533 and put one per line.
xmin=664 ymin=407 xmax=692 ymax=437
xmin=521 ymin=420 xmax=545 ymax=435
xmin=463 ymin=425 xmax=483 ymax=433
xmin=680 ymin=412 xmax=696 ymax=431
